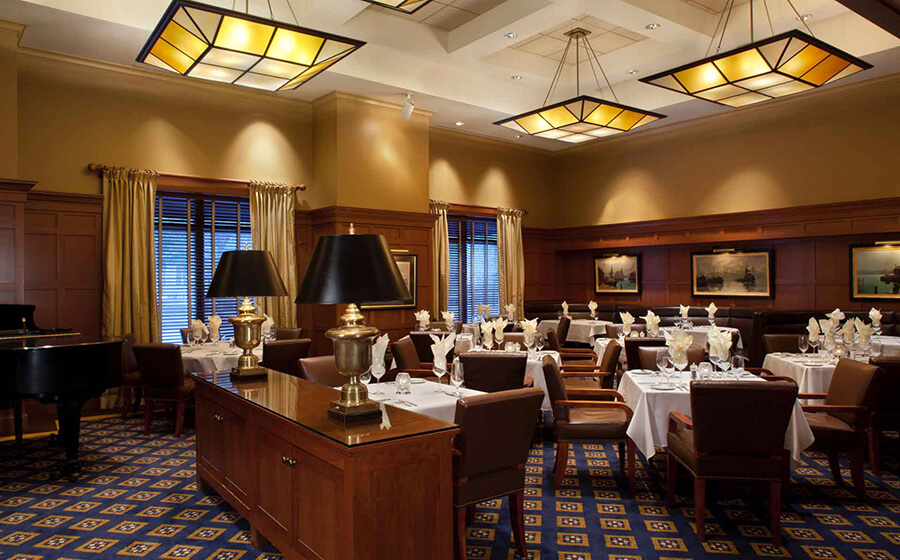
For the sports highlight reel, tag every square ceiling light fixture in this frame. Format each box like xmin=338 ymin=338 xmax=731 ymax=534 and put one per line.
xmin=361 ymin=0 xmax=436 ymax=14
xmin=137 ymin=0 xmax=365 ymax=91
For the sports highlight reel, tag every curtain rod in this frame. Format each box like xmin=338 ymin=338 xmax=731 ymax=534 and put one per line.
xmin=86 ymin=163 xmax=307 ymax=191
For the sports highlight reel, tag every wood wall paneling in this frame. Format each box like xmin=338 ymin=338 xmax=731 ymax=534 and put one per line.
xmin=0 ymin=180 xmax=36 ymax=304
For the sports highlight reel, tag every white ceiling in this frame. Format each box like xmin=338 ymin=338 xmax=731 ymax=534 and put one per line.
xmin=2 ymin=0 xmax=898 ymax=151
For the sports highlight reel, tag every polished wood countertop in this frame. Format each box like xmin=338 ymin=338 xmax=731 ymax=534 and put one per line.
xmin=192 ymin=369 xmax=457 ymax=448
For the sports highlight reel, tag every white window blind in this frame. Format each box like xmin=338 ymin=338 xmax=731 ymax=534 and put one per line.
xmin=448 ymin=215 xmax=500 ymax=323
xmin=155 ymin=193 xmax=251 ymax=343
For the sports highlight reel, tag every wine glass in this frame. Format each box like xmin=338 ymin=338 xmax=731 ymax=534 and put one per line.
xmin=671 ymin=352 xmax=688 ymax=382
xmin=209 ymin=330 xmax=220 ymax=345
xmin=535 ymin=333 xmax=545 ymax=353
xmin=432 ymin=361 xmax=447 ymax=392
xmin=717 ymin=350 xmax=732 ymax=377
xmin=450 ymin=363 xmax=464 ymax=397
xmin=482 ymin=334 xmax=493 ymax=352
xmin=698 ymin=362 xmax=713 ymax=380
xmin=360 ymin=369 xmax=372 ymax=393
xmin=371 ymin=363 xmax=386 ymax=395
xmin=798 ymin=335 xmax=809 ymax=354
xmin=808 ymin=337 xmax=820 ymax=355
xmin=655 ymin=351 xmax=668 ymax=380
xmin=495 ymin=329 xmax=505 ymax=348
xmin=524 ymin=334 xmax=535 ymax=358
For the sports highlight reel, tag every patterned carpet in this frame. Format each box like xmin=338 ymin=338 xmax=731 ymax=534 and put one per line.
xmin=0 ymin=415 xmax=898 ymax=560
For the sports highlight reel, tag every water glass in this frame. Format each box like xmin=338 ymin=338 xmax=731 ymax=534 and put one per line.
xmin=798 ymin=335 xmax=809 ymax=354
xmin=809 ymin=337 xmax=820 ymax=354
xmin=209 ymin=332 xmax=220 ymax=345
xmin=654 ymin=351 xmax=668 ymax=380
xmin=360 ymin=370 xmax=372 ymax=390
xmin=698 ymin=362 xmax=713 ymax=380
xmin=432 ymin=363 xmax=447 ymax=392
xmin=535 ymin=334 xmax=545 ymax=352
xmin=450 ymin=363 xmax=464 ymax=397
xmin=370 ymin=364 xmax=386 ymax=395
xmin=495 ymin=330 xmax=505 ymax=347
xmin=718 ymin=352 xmax=732 ymax=377
xmin=395 ymin=372 xmax=411 ymax=395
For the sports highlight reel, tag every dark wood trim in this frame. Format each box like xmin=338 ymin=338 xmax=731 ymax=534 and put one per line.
xmin=305 ymin=206 xmax=437 ymax=228
xmin=448 ymin=203 xmax=497 ymax=218
xmin=549 ymin=197 xmax=900 ymax=251
xmin=0 ymin=179 xmax=38 ymax=193
xmin=87 ymin=164 xmax=306 ymax=196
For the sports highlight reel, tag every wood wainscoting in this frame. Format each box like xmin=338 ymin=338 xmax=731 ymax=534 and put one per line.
xmin=295 ymin=206 xmax=436 ymax=355
xmin=0 ymin=180 xmax=35 ymax=305
xmin=524 ymin=198 xmax=900 ymax=312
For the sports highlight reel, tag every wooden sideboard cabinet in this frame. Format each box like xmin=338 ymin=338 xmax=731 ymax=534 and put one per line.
xmin=193 ymin=370 xmax=459 ymax=560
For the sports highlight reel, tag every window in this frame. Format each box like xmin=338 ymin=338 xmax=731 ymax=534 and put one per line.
xmin=155 ymin=193 xmax=251 ymax=343
xmin=448 ymin=215 xmax=499 ymax=323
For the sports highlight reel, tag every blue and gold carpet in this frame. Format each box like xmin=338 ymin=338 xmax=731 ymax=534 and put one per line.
xmin=0 ymin=416 xmax=898 ymax=559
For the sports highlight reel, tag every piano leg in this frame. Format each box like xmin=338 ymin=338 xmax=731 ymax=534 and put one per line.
xmin=52 ymin=397 xmax=86 ymax=482
xmin=13 ymin=398 xmax=22 ymax=448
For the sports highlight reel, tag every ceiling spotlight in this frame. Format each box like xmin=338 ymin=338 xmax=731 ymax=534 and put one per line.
xmin=504 ymin=31 xmax=517 ymax=39
xmin=798 ymin=13 xmax=813 ymax=22
xmin=627 ymin=69 xmax=639 ymax=75
xmin=455 ymin=121 xmax=465 ymax=126
xmin=511 ymin=75 xmax=523 ymax=80
xmin=401 ymin=93 xmax=415 ymax=120
xmin=515 ymin=134 xmax=522 ymax=139
xmin=645 ymin=23 xmax=660 ymax=30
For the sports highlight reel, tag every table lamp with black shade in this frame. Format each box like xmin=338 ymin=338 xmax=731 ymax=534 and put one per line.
xmin=207 ymin=250 xmax=288 ymax=378
xmin=296 ymin=233 xmax=411 ymax=419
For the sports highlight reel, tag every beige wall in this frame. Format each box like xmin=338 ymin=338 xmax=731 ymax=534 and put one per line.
xmin=552 ymin=74 xmax=900 ymax=228
xmin=16 ymin=51 xmax=314 ymax=201
xmin=0 ymin=23 xmax=21 ymax=178
xmin=429 ymin=129 xmax=553 ymax=227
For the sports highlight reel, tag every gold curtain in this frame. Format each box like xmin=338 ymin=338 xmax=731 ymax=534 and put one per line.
xmin=250 ymin=182 xmax=298 ymax=328
xmin=429 ymin=199 xmax=451 ymax=315
xmin=101 ymin=168 xmax=160 ymax=344
xmin=497 ymin=207 xmax=526 ymax=321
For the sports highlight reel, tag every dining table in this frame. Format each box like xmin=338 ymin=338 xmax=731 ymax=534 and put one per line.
xmin=366 ymin=379 xmax=485 ymax=424
xmin=761 ymin=352 xmax=839 ymax=398
xmin=660 ymin=324 xmax=743 ymax=349
xmin=180 ymin=343 xmax=262 ymax=374
xmin=537 ymin=318 xmax=612 ymax=343
xmin=872 ymin=335 xmax=900 ymax=357
xmin=618 ymin=369 xmax=815 ymax=466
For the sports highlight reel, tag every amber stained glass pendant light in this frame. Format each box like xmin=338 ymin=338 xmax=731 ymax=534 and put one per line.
xmin=640 ymin=0 xmax=871 ymax=107
xmin=360 ymin=0 xmax=436 ymax=14
xmin=137 ymin=0 xmax=365 ymax=91
xmin=494 ymin=28 xmax=665 ymax=143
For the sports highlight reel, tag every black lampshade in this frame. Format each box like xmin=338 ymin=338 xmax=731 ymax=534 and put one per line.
xmin=296 ymin=234 xmax=411 ymax=305
xmin=206 ymin=250 xmax=289 ymax=298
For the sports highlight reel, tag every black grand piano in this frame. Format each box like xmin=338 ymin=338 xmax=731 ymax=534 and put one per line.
xmin=0 ymin=304 xmax=123 ymax=480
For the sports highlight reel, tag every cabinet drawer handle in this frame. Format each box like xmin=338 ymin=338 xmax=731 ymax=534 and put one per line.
xmin=214 ymin=414 xmax=224 ymax=423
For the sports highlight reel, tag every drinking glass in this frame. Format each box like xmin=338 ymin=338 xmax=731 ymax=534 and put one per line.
xmin=732 ymin=355 xmax=746 ymax=376
xmin=209 ymin=330 xmax=220 ymax=345
xmin=698 ymin=362 xmax=713 ymax=380
xmin=869 ymin=342 xmax=882 ymax=360
xmin=535 ymin=333 xmax=545 ymax=352
xmin=360 ymin=369 xmax=372 ymax=390
xmin=616 ymin=325 xmax=625 ymax=339
xmin=717 ymin=351 xmax=732 ymax=377
xmin=655 ymin=351 xmax=668 ymax=379
xmin=798 ymin=335 xmax=809 ymax=354
xmin=672 ymin=353 xmax=688 ymax=381
xmin=482 ymin=335 xmax=493 ymax=352
xmin=450 ymin=363 xmax=464 ymax=397
xmin=395 ymin=372 xmax=411 ymax=395
xmin=433 ymin=362 xmax=447 ymax=392
xmin=709 ymin=354 xmax=721 ymax=378
xmin=370 ymin=363 xmax=386 ymax=395
xmin=808 ymin=337 xmax=820 ymax=354
xmin=495 ymin=329 xmax=505 ymax=347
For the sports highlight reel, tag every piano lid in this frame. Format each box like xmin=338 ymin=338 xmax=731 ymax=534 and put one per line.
xmin=0 ymin=304 xmax=38 ymax=331
xmin=0 ymin=334 xmax=121 ymax=351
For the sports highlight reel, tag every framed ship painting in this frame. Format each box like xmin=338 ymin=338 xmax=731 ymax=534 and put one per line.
xmin=851 ymin=244 xmax=900 ymax=301
xmin=691 ymin=250 xmax=772 ymax=298
xmin=361 ymin=251 xmax=417 ymax=309
xmin=594 ymin=254 xmax=640 ymax=294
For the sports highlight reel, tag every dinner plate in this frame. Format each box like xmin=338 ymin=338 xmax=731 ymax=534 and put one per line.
xmin=410 ymin=378 xmax=426 ymax=384
xmin=651 ymin=384 xmax=677 ymax=391
xmin=629 ymin=369 xmax=654 ymax=376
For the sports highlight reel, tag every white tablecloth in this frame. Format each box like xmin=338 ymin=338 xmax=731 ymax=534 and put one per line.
xmin=660 ymin=325 xmax=743 ymax=350
xmin=538 ymin=319 xmax=612 ymax=343
xmin=452 ymin=350 xmax=560 ymax=411
xmin=593 ymin=338 xmax=628 ymax=367
xmin=371 ymin=380 xmax=485 ymax=424
xmin=618 ymin=370 xmax=814 ymax=465
xmin=762 ymin=353 xmax=836 ymax=395
xmin=181 ymin=344 xmax=262 ymax=374
xmin=873 ymin=335 xmax=900 ymax=357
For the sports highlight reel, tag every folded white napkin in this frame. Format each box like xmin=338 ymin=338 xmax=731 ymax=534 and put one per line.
xmin=620 ymin=311 xmax=635 ymax=334
xmin=414 ymin=310 xmax=430 ymax=329
xmin=504 ymin=303 xmax=517 ymax=321
xmin=664 ymin=329 xmax=693 ymax=363
xmin=561 ymin=301 xmax=569 ymax=317
xmin=261 ymin=314 xmax=273 ymax=336
xmin=642 ymin=310 xmax=660 ymax=334
xmin=839 ymin=320 xmax=855 ymax=344
xmin=429 ymin=332 xmax=456 ymax=371
xmin=371 ymin=333 xmax=389 ymax=376
xmin=208 ymin=315 xmax=221 ymax=340
xmin=819 ymin=318 xmax=836 ymax=349
xmin=869 ymin=307 xmax=882 ymax=327
xmin=854 ymin=317 xmax=874 ymax=345
xmin=679 ymin=304 xmax=690 ymax=320
xmin=826 ymin=308 xmax=845 ymax=326
xmin=480 ymin=321 xmax=494 ymax=348
xmin=807 ymin=317 xmax=820 ymax=342
xmin=520 ymin=318 xmax=538 ymax=346
xmin=492 ymin=317 xmax=508 ymax=336
xmin=706 ymin=302 xmax=717 ymax=319
xmin=477 ymin=304 xmax=492 ymax=321
xmin=379 ymin=402 xmax=391 ymax=430
xmin=706 ymin=325 xmax=732 ymax=361
xmin=441 ymin=311 xmax=455 ymax=329
xmin=190 ymin=319 xmax=208 ymax=340
xmin=588 ymin=301 xmax=598 ymax=315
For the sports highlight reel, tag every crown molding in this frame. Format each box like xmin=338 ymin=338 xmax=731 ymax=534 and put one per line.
xmin=429 ymin=127 xmax=551 ymax=155
xmin=16 ymin=47 xmax=313 ymax=109
xmin=312 ymin=91 xmax=434 ymax=117
xmin=553 ymin=71 xmax=900 ymax=156
xmin=0 ymin=19 xmax=26 ymax=42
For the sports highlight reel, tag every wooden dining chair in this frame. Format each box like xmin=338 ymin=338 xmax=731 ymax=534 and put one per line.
xmin=458 ymin=352 xmax=529 ymax=393
xmin=638 ymin=345 xmax=706 ymax=370
xmin=297 ymin=356 xmax=346 ymax=387
xmin=390 ymin=336 xmax=434 ymax=378
xmin=451 ymin=388 xmax=544 ymax=560
xmin=261 ymin=339 xmax=312 ymax=378
xmin=118 ymin=333 xmax=143 ymax=419
xmin=272 ymin=327 xmax=303 ymax=340
xmin=561 ymin=340 xmax=621 ymax=394
xmin=763 ymin=334 xmax=802 ymax=355
xmin=869 ymin=357 xmax=900 ymax=476
xmin=623 ymin=338 xmax=665 ymax=370
xmin=667 ymin=380 xmax=798 ymax=545
xmin=132 ymin=344 xmax=193 ymax=437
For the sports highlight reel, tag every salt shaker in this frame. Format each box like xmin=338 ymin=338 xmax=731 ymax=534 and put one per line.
xmin=690 ymin=363 xmax=698 ymax=381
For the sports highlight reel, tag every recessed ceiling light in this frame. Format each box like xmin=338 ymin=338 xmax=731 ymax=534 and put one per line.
xmin=511 ymin=75 xmax=523 ymax=80
xmin=504 ymin=31 xmax=517 ymax=39
xmin=515 ymin=134 xmax=522 ymax=139
xmin=627 ymin=69 xmax=639 ymax=75
xmin=645 ymin=23 xmax=660 ymax=30
xmin=798 ymin=13 xmax=813 ymax=22
xmin=455 ymin=121 xmax=465 ymax=126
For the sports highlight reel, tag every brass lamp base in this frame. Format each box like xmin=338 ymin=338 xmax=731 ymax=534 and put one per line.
xmin=326 ymin=303 xmax=380 ymax=420
xmin=228 ymin=297 xmax=267 ymax=379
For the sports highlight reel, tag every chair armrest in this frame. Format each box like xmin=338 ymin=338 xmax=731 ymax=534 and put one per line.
xmin=560 ymin=348 xmax=594 ymax=354
xmin=560 ymin=365 xmax=608 ymax=372
xmin=402 ymin=368 xmax=436 ymax=378
xmin=762 ymin=375 xmax=798 ymax=384
xmin=801 ymin=404 xmax=867 ymax=414
xmin=747 ymin=367 xmax=773 ymax=376
xmin=561 ymin=389 xmax=624 ymax=401
xmin=556 ymin=399 xmax=633 ymax=422
xmin=798 ymin=393 xmax=829 ymax=399
xmin=560 ymin=371 xmax=613 ymax=378
xmin=668 ymin=411 xmax=693 ymax=432
xmin=566 ymin=388 xmax=620 ymax=400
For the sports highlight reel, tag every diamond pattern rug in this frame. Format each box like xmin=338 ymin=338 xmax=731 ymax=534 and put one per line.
xmin=0 ymin=416 xmax=897 ymax=559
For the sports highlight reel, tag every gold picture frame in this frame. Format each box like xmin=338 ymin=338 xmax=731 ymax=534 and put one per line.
xmin=594 ymin=254 xmax=640 ymax=294
xmin=361 ymin=251 xmax=417 ymax=309
xmin=691 ymin=250 xmax=772 ymax=298
xmin=851 ymin=244 xmax=900 ymax=300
